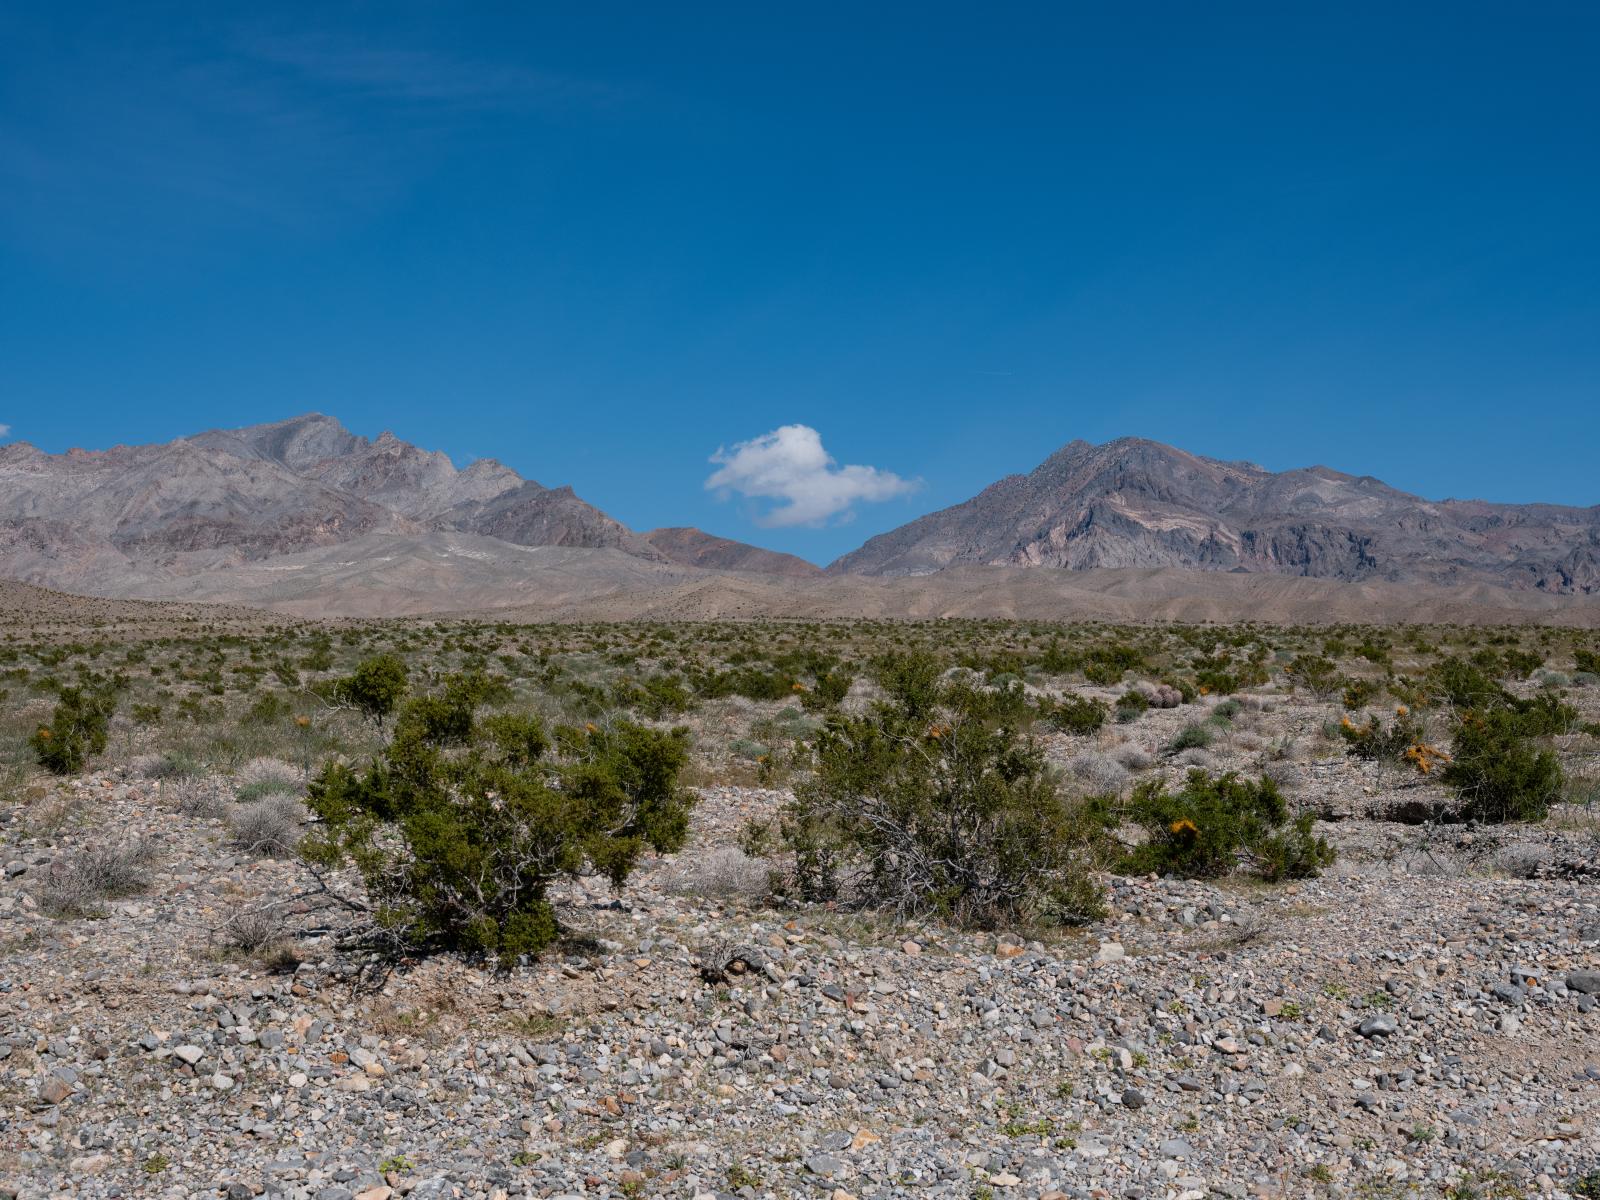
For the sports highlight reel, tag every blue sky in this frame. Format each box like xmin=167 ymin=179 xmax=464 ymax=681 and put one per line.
xmin=2 ymin=2 xmax=1596 ymax=564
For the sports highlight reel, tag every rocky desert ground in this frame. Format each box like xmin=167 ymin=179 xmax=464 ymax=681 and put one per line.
xmin=0 ymin=610 xmax=1597 ymax=1200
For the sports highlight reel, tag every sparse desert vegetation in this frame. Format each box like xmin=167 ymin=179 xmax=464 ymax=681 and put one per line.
xmin=1 ymin=609 xmax=1599 ymax=1196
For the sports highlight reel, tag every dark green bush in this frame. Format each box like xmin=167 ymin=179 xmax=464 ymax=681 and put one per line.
xmin=1505 ymin=690 xmax=1578 ymax=738
xmin=798 ymin=669 xmax=854 ymax=713
xmin=31 ymin=685 xmax=118 ymax=774
xmin=1430 ymin=657 xmax=1511 ymax=710
xmin=1194 ymin=668 xmax=1239 ymax=696
xmin=1117 ymin=770 xmax=1334 ymax=881
xmin=1341 ymin=678 xmax=1380 ymax=710
xmin=334 ymin=654 xmax=409 ymax=729
xmin=1419 ymin=656 xmax=1573 ymax=822
xmin=1168 ymin=721 xmax=1216 ymax=752
xmin=1499 ymin=648 xmax=1544 ymax=679
xmin=777 ymin=652 xmax=1103 ymax=928
xmin=1040 ymin=693 xmax=1109 ymax=734
xmin=1114 ymin=690 xmax=1149 ymax=723
xmin=303 ymin=676 xmax=693 ymax=966
xmin=1443 ymin=709 xmax=1564 ymax=823
xmin=1286 ymin=655 xmax=1340 ymax=699
xmin=614 ymin=672 xmax=694 ymax=719
xmin=1083 ymin=661 xmax=1126 ymax=687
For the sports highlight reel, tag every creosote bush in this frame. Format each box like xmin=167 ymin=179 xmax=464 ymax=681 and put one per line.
xmin=1444 ymin=709 xmax=1564 ymax=823
xmin=1101 ymin=769 xmax=1334 ymax=882
xmin=1040 ymin=693 xmax=1108 ymax=735
xmin=303 ymin=674 xmax=693 ymax=967
xmin=1429 ymin=656 xmax=1572 ymax=823
xmin=776 ymin=653 xmax=1104 ymax=928
xmin=31 ymin=685 xmax=118 ymax=774
xmin=333 ymin=654 xmax=409 ymax=729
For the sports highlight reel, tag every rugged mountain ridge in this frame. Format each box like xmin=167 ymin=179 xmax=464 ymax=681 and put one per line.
xmin=0 ymin=413 xmax=802 ymax=593
xmin=5 ymin=420 xmax=1597 ymax=610
xmin=639 ymin=527 xmax=820 ymax=578
xmin=830 ymin=437 xmax=1600 ymax=593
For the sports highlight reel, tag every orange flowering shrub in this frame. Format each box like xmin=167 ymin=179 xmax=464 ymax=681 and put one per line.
xmin=1403 ymin=742 xmax=1451 ymax=776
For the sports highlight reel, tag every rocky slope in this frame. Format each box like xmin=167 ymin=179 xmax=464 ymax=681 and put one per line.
xmin=831 ymin=438 xmax=1600 ymax=592
xmin=0 ymin=414 xmax=799 ymax=594
xmin=4 ymin=770 xmax=1599 ymax=1199
xmin=639 ymin=527 xmax=822 ymax=579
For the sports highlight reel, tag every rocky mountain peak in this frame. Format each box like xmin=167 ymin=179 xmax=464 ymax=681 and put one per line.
xmin=831 ymin=436 xmax=1600 ymax=592
xmin=0 ymin=415 xmax=802 ymax=595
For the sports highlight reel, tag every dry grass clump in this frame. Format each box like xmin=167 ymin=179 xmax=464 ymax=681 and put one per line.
xmin=1261 ymin=761 xmax=1299 ymax=791
xmin=1112 ymin=742 xmax=1154 ymax=770
xmin=127 ymin=753 xmax=166 ymax=779
xmin=34 ymin=839 xmax=155 ymax=918
xmin=1175 ymin=747 xmax=1216 ymax=769
xmin=169 ymin=776 xmax=232 ymax=820
xmin=131 ymin=751 xmax=205 ymax=780
xmin=1067 ymin=751 xmax=1130 ymax=795
xmin=660 ymin=846 xmax=770 ymax=899
xmin=236 ymin=757 xmax=301 ymax=793
xmin=230 ymin=796 xmax=305 ymax=858
xmin=217 ymin=906 xmax=291 ymax=953
xmin=1492 ymin=842 xmax=1551 ymax=879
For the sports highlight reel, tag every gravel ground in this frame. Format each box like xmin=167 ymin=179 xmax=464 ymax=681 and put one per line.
xmin=1 ymin=771 xmax=1598 ymax=1200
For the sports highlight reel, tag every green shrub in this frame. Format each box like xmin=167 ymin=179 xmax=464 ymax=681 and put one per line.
xmin=1336 ymin=711 xmax=1424 ymax=762
xmin=1341 ymin=678 xmax=1380 ymax=710
xmin=614 ymin=672 xmax=694 ymax=719
xmin=1286 ymin=655 xmax=1340 ymax=699
xmin=798 ymin=669 xmax=853 ymax=713
xmin=1498 ymin=648 xmax=1543 ymax=679
xmin=1117 ymin=770 xmax=1334 ymax=881
xmin=31 ymin=685 xmax=118 ymax=774
xmin=1505 ymin=690 xmax=1578 ymax=738
xmin=1430 ymin=657 xmax=1510 ymax=710
xmin=1042 ymin=693 xmax=1110 ymax=735
xmin=1083 ymin=661 xmax=1125 ymax=687
xmin=776 ymin=652 xmax=1103 ymax=927
xmin=1425 ymin=657 xmax=1573 ymax=823
xmin=1168 ymin=722 xmax=1216 ymax=752
xmin=729 ymin=738 xmax=769 ymax=761
xmin=1194 ymin=668 xmax=1239 ymax=696
xmin=333 ymin=654 xmax=409 ymax=729
xmin=303 ymin=677 xmax=693 ymax=966
xmin=1114 ymin=690 xmax=1149 ymax=724
xmin=1443 ymin=709 xmax=1563 ymax=823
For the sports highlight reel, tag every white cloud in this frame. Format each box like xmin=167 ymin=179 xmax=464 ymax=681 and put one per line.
xmin=705 ymin=424 xmax=918 ymax=528
xmin=0 ymin=424 xmax=10 ymax=438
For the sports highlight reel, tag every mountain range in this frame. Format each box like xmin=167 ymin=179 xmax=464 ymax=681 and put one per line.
xmin=832 ymin=437 xmax=1600 ymax=592
xmin=0 ymin=413 xmax=817 ymax=596
xmin=1 ymin=414 xmax=1596 ymax=618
